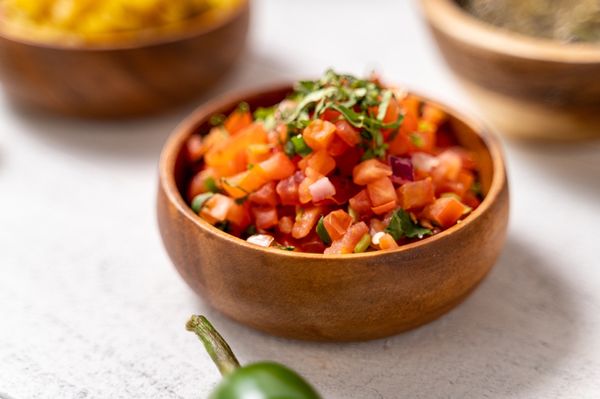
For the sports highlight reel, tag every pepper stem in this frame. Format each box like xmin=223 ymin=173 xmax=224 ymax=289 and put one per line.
xmin=186 ymin=315 xmax=241 ymax=377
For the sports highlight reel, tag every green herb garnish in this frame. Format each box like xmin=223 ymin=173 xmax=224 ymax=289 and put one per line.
xmin=204 ymin=177 xmax=219 ymax=193
xmin=290 ymin=135 xmax=312 ymax=157
xmin=385 ymin=209 xmax=432 ymax=240
xmin=316 ymin=216 xmax=331 ymax=245
xmin=210 ymin=114 xmax=226 ymax=126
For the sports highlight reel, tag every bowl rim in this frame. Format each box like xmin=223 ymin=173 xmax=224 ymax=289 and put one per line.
xmin=158 ymin=82 xmax=507 ymax=260
xmin=0 ymin=0 xmax=248 ymax=51
xmin=420 ymin=0 xmax=600 ymax=64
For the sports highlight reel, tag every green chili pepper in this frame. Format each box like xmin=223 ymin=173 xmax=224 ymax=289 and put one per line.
xmin=353 ymin=233 xmax=372 ymax=253
xmin=315 ymin=216 xmax=331 ymax=245
xmin=191 ymin=193 xmax=214 ymax=213
xmin=186 ymin=315 xmax=322 ymax=399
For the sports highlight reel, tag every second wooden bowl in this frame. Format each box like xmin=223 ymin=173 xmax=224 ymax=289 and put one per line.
xmin=0 ymin=1 xmax=249 ymax=118
xmin=421 ymin=0 xmax=600 ymax=140
xmin=157 ymin=85 xmax=509 ymax=341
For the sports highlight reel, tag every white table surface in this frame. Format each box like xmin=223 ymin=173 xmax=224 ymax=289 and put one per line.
xmin=2 ymin=1 xmax=600 ymax=398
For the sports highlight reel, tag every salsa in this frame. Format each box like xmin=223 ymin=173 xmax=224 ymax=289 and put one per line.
xmin=184 ymin=70 xmax=483 ymax=254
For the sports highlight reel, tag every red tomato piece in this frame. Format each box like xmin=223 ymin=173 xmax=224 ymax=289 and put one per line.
xmin=302 ymin=119 xmax=336 ymax=150
xmin=249 ymin=181 xmax=278 ymax=207
xmin=252 ymin=206 xmax=279 ymax=230
xmin=371 ymin=200 xmax=397 ymax=215
xmin=397 ymin=177 xmax=435 ymax=210
xmin=366 ymin=177 xmax=397 ymax=207
xmin=224 ymin=108 xmax=253 ymax=135
xmin=292 ymin=206 xmax=322 ymax=239
xmin=226 ymin=202 xmax=251 ymax=229
xmin=298 ymin=150 xmax=336 ymax=176
xmin=188 ymin=168 xmax=218 ymax=200
xmin=321 ymin=109 xmax=342 ymax=122
xmin=278 ymin=216 xmax=294 ymax=235
xmin=259 ymin=152 xmax=296 ymax=181
xmin=323 ymin=209 xmax=353 ymax=240
xmin=222 ymin=165 xmax=268 ymax=199
xmin=327 ymin=136 xmax=350 ymax=156
xmin=423 ymin=197 xmax=466 ymax=228
xmin=349 ymin=189 xmax=372 ymax=217
xmin=276 ymin=172 xmax=303 ymax=205
xmin=186 ymin=135 xmax=204 ymax=162
xmin=334 ymin=120 xmax=361 ymax=147
xmin=353 ymin=159 xmax=393 ymax=185
xmin=324 ymin=221 xmax=369 ymax=254
xmin=206 ymin=124 xmax=267 ymax=176
xmin=433 ymin=149 xmax=463 ymax=182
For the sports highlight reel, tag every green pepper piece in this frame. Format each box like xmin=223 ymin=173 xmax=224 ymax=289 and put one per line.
xmin=315 ymin=216 xmax=331 ymax=245
xmin=353 ymin=233 xmax=371 ymax=253
xmin=186 ymin=315 xmax=322 ymax=399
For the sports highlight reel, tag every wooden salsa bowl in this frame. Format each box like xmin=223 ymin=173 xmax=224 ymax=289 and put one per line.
xmin=0 ymin=0 xmax=249 ymax=118
xmin=157 ymin=85 xmax=509 ymax=342
xmin=421 ymin=0 xmax=600 ymax=140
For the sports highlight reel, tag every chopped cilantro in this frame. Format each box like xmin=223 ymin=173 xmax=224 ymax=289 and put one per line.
xmin=203 ymin=177 xmax=219 ymax=193
xmin=385 ymin=209 xmax=432 ymax=240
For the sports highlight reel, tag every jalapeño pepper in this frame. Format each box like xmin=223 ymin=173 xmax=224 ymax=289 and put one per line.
xmin=186 ymin=315 xmax=322 ymax=399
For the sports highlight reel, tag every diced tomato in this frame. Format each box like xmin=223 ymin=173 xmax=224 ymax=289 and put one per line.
xmin=259 ymin=152 xmax=296 ymax=181
xmin=334 ymin=120 xmax=361 ymax=147
xmin=226 ymin=202 xmax=251 ymax=229
xmin=298 ymin=174 xmax=317 ymax=204
xmin=222 ymin=165 xmax=268 ymax=199
xmin=323 ymin=209 xmax=353 ymax=240
xmin=327 ymin=136 xmax=350 ymax=156
xmin=246 ymin=144 xmax=272 ymax=165
xmin=366 ymin=177 xmax=397 ymax=208
xmin=188 ymin=168 xmax=218 ymax=200
xmin=224 ymin=108 xmax=253 ymax=135
xmin=292 ymin=206 xmax=322 ymax=239
xmin=349 ymin=189 xmax=372 ymax=217
xmin=276 ymin=172 xmax=303 ymax=205
xmin=389 ymin=96 xmax=420 ymax=156
xmin=186 ymin=135 xmax=204 ymax=162
xmin=200 ymin=194 xmax=234 ymax=224
xmin=252 ymin=207 xmax=279 ymax=230
xmin=278 ymin=216 xmax=293 ymax=234
xmin=436 ymin=170 xmax=474 ymax=197
xmin=206 ymin=124 xmax=267 ymax=176
xmin=371 ymin=200 xmax=397 ymax=215
xmin=324 ymin=221 xmax=369 ymax=254
xmin=302 ymin=119 xmax=336 ymax=150
xmin=379 ymin=233 xmax=399 ymax=250
xmin=321 ymin=109 xmax=342 ymax=122
xmin=298 ymin=150 xmax=336 ymax=176
xmin=388 ymin=130 xmax=411 ymax=156
xmin=329 ymin=176 xmax=357 ymax=205
xmin=408 ymin=129 xmax=436 ymax=154
xmin=249 ymin=181 xmax=278 ymax=207
xmin=422 ymin=104 xmax=447 ymax=126
xmin=369 ymin=218 xmax=387 ymax=235
xmin=423 ymin=197 xmax=466 ymax=228
xmin=397 ymin=177 xmax=435 ymax=210
xmin=433 ymin=149 xmax=463 ymax=182
xmin=335 ymin=149 xmax=363 ymax=176
xmin=353 ymin=159 xmax=393 ymax=185
xmin=463 ymin=191 xmax=482 ymax=209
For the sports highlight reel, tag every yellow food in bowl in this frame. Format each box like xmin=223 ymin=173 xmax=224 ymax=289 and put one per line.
xmin=0 ymin=0 xmax=241 ymax=44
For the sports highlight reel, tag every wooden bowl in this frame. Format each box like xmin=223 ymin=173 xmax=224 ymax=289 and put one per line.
xmin=157 ymin=84 xmax=509 ymax=341
xmin=0 ymin=1 xmax=249 ymax=118
xmin=421 ymin=0 xmax=600 ymax=140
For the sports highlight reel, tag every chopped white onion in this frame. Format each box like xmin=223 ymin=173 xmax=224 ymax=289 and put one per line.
xmin=372 ymin=231 xmax=385 ymax=246
xmin=246 ymin=234 xmax=275 ymax=247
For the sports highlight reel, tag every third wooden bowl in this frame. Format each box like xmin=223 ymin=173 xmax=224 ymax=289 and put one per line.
xmin=0 ymin=1 xmax=249 ymax=118
xmin=157 ymin=84 xmax=509 ymax=341
xmin=421 ymin=0 xmax=600 ymax=140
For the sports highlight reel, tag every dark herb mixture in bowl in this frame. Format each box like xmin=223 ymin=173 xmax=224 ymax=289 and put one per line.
xmin=184 ymin=70 xmax=483 ymax=254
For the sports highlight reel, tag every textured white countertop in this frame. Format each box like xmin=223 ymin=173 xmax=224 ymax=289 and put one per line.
xmin=1 ymin=1 xmax=599 ymax=398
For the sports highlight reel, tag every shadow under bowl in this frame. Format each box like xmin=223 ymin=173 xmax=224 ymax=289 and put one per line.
xmin=157 ymin=84 xmax=510 ymax=341
xmin=421 ymin=0 xmax=600 ymax=140
xmin=0 ymin=0 xmax=250 ymax=118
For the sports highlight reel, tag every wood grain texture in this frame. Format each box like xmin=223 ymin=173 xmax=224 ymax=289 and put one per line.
xmin=156 ymin=85 xmax=509 ymax=342
xmin=420 ymin=0 xmax=600 ymax=140
xmin=0 ymin=1 xmax=249 ymax=118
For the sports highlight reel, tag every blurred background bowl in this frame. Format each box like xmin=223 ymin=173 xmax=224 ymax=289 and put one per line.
xmin=0 ymin=0 xmax=250 ymax=118
xmin=421 ymin=0 xmax=600 ymax=140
